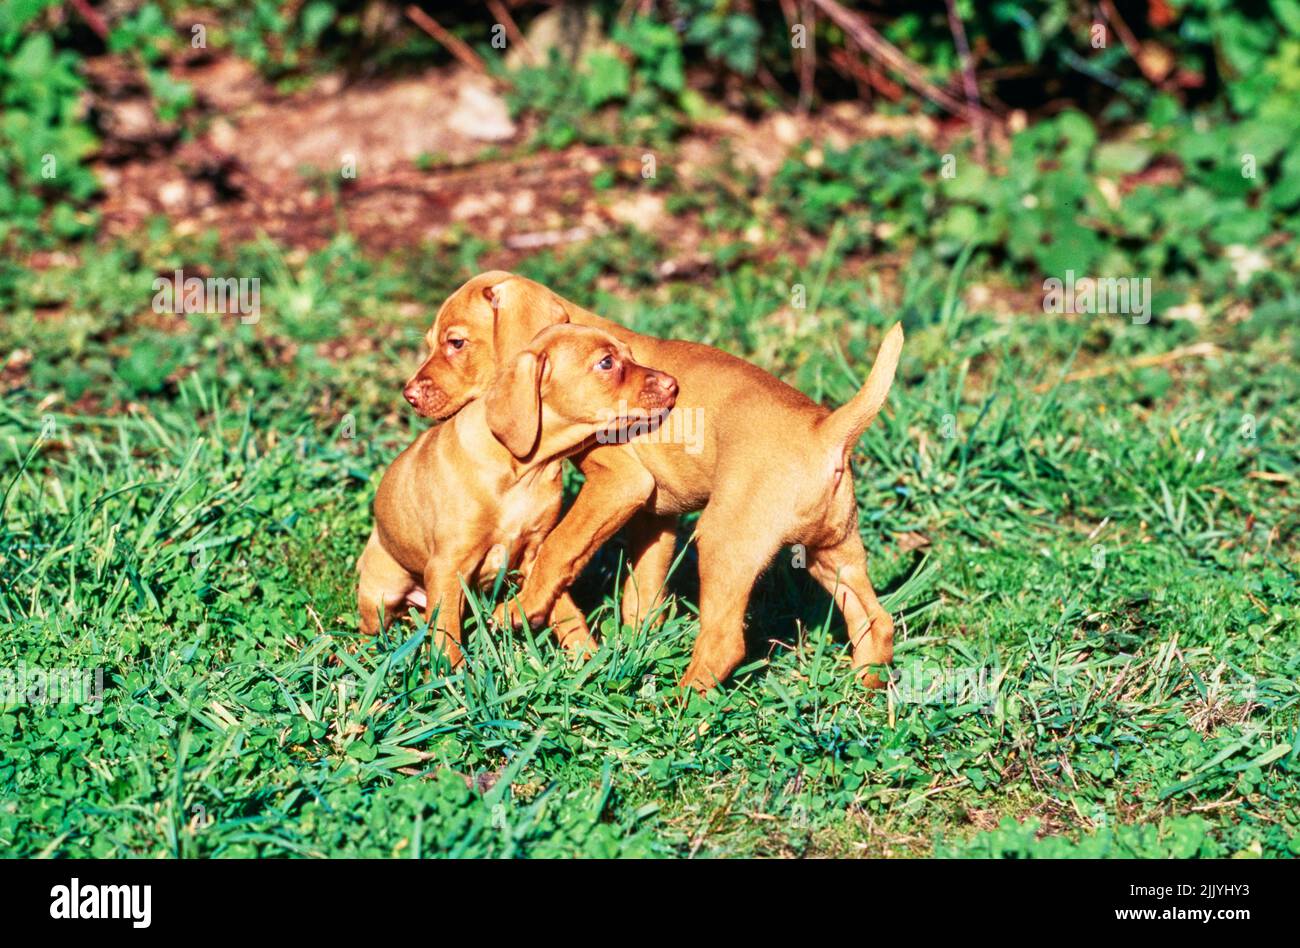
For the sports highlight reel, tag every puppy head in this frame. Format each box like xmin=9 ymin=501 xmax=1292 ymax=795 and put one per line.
xmin=403 ymin=271 xmax=569 ymax=419
xmin=485 ymin=324 xmax=678 ymax=460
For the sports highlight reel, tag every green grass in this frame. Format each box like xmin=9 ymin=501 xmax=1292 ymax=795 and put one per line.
xmin=2 ymin=229 xmax=1298 ymax=858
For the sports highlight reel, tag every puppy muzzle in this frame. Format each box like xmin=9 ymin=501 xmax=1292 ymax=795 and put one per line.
xmin=403 ymin=378 xmax=449 ymax=418
xmin=638 ymin=372 xmax=678 ymax=412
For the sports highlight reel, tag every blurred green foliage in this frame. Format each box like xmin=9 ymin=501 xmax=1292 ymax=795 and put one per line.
xmin=770 ymin=104 xmax=1299 ymax=303
xmin=0 ymin=2 xmax=99 ymax=246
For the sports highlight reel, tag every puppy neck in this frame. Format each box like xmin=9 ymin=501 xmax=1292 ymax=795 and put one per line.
xmin=452 ymin=398 xmax=559 ymax=477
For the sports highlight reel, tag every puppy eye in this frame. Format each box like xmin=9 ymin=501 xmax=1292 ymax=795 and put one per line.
xmin=595 ymin=354 xmax=615 ymax=371
xmin=446 ymin=338 xmax=467 ymax=351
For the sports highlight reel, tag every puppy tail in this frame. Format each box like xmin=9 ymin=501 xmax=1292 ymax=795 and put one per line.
xmin=819 ymin=322 xmax=903 ymax=450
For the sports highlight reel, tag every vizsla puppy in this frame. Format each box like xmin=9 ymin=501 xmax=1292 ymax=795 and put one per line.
xmin=360 ymin=322 xmax=678 ymax=667
xmin=403 ymin=272 xmax=902 ymax=691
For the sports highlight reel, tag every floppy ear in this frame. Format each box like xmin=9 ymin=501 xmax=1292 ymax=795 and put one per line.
xmin=485 ymin=350 xmax=545 ymax=458
xmin=486 ymin=278 xmax=570 ymax=359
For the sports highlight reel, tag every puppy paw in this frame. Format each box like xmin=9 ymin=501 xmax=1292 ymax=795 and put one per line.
xmin=855 ymin=665 xmax=891 ymax=689
xmin=852 ymin=614 xmax=895 ymax=689
xmin=558 ymin=630 xmax=599 ymax=660
xmin=489 ymin=599 xmax=519 ymax=630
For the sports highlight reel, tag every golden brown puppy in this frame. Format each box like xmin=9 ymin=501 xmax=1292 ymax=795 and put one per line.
xmin=404 ymin=272 xmax=902 ymax=691
xmin=361 ymin=322 xmax=678 ymax=667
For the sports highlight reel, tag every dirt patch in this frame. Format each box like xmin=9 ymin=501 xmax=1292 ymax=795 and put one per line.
xmin=93 ymin=59 xmax=527 ymax=252
xmin=2 ymin=349 xmax=33 ymax=393
xmin=84 ymin=52 xmax=938 ymax=267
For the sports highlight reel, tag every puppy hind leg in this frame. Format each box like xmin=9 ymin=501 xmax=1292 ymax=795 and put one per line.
xmin=357 ymin=533 xmax=416 ymax=636
xmin=679 ymin=509 xmax=782 ymax=692
xmin=809 ymin=536 xmax=894 ymax=688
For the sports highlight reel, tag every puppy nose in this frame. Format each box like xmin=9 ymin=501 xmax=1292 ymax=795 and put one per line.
xmin=648 ymin=373 xmax=677 ymax=397
xmin=403 ymin=384 xmax=420 ymax=407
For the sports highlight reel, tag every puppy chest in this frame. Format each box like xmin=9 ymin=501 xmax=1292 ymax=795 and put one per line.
xmin=487 ymin=476 xmax=563 ymax=557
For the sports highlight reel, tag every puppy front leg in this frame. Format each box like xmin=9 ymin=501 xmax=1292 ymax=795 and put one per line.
xmin=549 ymin=592 xmax=596 ymax=657
xmin=423 ymin=564 xmax=467 ymax=669
xmin=620 ymin=511 xmax=678 ymax=629
xmin=512 ymin=533 xmax=596 ymax=657
xmin=509 ymin=460 xmax=655 ymax=628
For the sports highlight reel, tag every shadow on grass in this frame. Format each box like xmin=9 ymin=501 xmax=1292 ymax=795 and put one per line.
xmin=570 ymin=515 xmax=924 ymax=677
